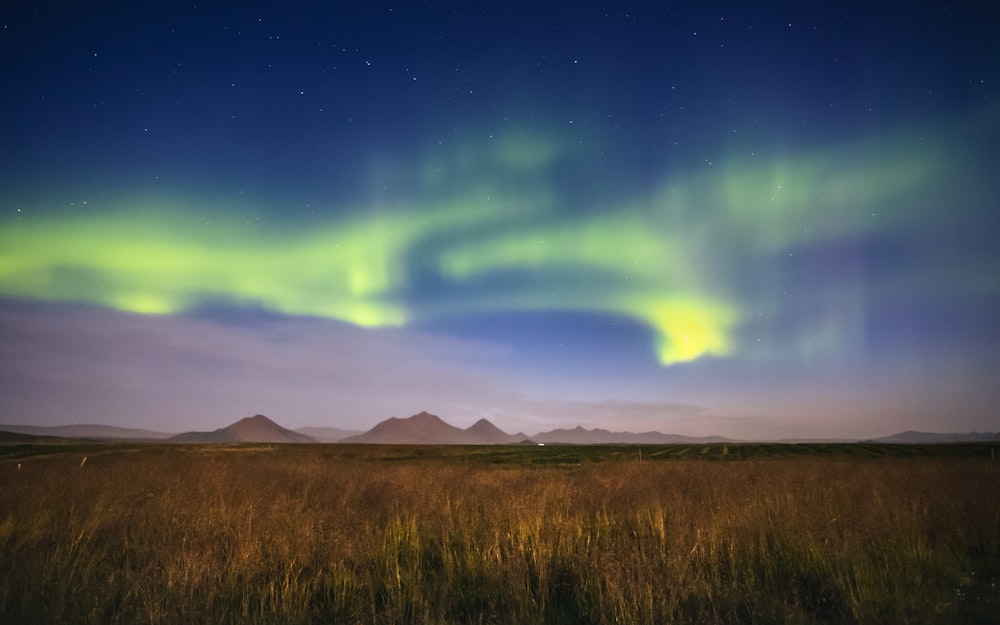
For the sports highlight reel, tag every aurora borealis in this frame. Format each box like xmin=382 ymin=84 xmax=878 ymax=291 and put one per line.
xmin=1 ymin=3 xmax=998 ymax=438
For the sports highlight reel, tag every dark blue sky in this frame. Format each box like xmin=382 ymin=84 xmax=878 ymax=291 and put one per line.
xmin=1 ymin=1 xmax=998 ymax=437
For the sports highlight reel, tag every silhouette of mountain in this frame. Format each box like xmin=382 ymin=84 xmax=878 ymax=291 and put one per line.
xmin=465 ymin=418 xmax=526 ymax=444
xmin=340 ymin=411 xmax=473 ymax=444
xmin=170 ymin=415 xmax=315 ymax=443
xmin=15 ymin=416 xmax=995 ymax=446
xmin=0 ymin=430 xmax=64 ymax=443
xmin=532 ymin=425 xmax=730 ymax=445
xmin=0 ymin=423 xmax=172 ymax=440
xmin=872 ymin=430 xmax=999 ymax=444
xmin=341 ymin=411 xmax=526 ymax=445
xmin=340 ymin=412 xmax=740 ymax=445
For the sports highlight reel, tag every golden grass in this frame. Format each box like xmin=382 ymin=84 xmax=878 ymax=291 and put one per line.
xmin=1 ymin=445 xmax=998 ymax=624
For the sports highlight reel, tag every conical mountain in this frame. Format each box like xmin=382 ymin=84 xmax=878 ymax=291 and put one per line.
xmin=171 ymin=414 xmax=315 ymax=443
xmin=465 ymin=418 xmax=524 ymax=444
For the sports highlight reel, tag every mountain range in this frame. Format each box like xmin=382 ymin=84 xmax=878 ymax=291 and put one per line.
xmin=339 ymin=411 xmax=528 ymax=445
xmin=532 ymin=426 xmax=730 ymax=445
xmin=0 ymin=423 xmax=173 ymax=440
xmin=1 ymin=413 xmax=997 ymax=445
xmin=868 ymin=430 xmax=1000 ymax=444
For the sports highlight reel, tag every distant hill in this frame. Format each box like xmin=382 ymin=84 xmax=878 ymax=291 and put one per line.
xmin=294 ymin=426 xmax=364 ymax=442
xmin=341 ymin=411 xmax=525 ymax=445
xmin=872 ymin=431 xmax=999 ymax=444
xmin=0 ymin=430 xmax=66 ymax=443
xmin=171 ymin=415 xmax=315 ymax=443
xmin=532 ymin=425 xmax=730 ymax=445
xmin=466 ymin=418 xmax=528 ymax=444
xmin=341 ymin=411 xmax=475 ymax=444
xmin=0 ymin=423 xmax=172 ymax=440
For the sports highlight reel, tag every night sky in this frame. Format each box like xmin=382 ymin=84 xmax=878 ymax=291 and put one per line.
xmin=1 ymin=2 xmax=998 ymax=438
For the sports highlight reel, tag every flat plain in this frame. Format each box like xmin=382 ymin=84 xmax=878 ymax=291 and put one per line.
xmin=1 ymin=441 xmax=998 ymax=624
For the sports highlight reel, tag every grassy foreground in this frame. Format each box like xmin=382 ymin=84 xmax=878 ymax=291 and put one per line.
xmin=1 ymin=444 xmax=998 ymax=624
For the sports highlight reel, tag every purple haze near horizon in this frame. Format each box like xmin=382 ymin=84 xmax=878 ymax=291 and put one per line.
xmin=1 ymin=2 xmax=998 ymax=439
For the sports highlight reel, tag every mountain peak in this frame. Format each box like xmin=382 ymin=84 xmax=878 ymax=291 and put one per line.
xmin=344 ymin=411 xmax=464 ymax=444
xmin=171 ymin=414 xmax=315 ymax=443
xmin=237 ymin=414 xmax=278 ymax=427
xmin=464 ymin=418 xmax=523 ymax=444
xmin=466 ymin=418 xmax=503 ymax=434
xmin=469 ymin=417 xmax=497 ymax=428
xmin=407 ymin=411 xmax=447 ymax=424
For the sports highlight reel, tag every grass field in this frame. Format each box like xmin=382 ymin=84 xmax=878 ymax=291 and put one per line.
xmin=1 ymin=442 xmax=998 ymax=624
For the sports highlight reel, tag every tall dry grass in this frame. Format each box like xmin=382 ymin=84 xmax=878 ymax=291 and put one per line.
xmin=1 ymin=446 xmax=998 ymax=624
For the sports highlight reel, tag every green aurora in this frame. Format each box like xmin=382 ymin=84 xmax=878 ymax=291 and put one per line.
xmin=0 ymin=124 xmax=956 ymax=365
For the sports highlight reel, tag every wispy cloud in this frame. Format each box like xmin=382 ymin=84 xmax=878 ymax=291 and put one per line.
xmin=0 ymin=300 xmax=521 ymax=431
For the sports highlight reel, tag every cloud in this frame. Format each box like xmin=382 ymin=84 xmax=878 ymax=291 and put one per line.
xmin=0 ymin=300 xmax=525 ymax=430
